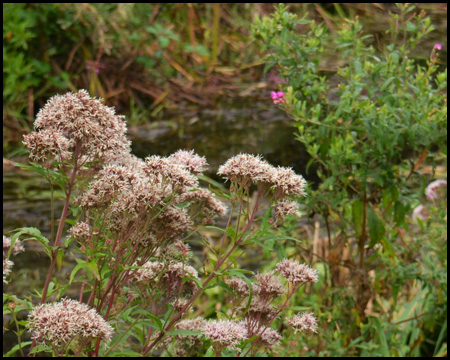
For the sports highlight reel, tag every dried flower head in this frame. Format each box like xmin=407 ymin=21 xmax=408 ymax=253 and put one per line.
xmin=276 ymin=259 xmax=318 ymax=285
xmin=256 ymin=326 xmax=283 ymax=348
xmin=254 ymin=272 xmax=285 ymax=299
xmin=271 ymin=166 xmax=307 ymax=199
xmin=69 ymin=222 xmax=91 ymax=241
xmin=135 ymin=261 xmax=163 ymax=283
xmin=76 ymin=164 xmax=136 ymax=209
xmin=244 ymin=298 xmax=278 ymax=322
xmin=274 ymin=200 xmax=301 ymax=222
xmin=27 ymin=298 xmax=114 ymax=347
xmin=226 ymin=277 xmax=251 ymax=297
xmin=24 ymin=90 xmax=130 ymax=164
xmin=151 ymin=205 xmax=193 ymax=240
xmin=23 ymin=129 xmax=71 ymax=163
xmin=3 ymin=235 xmax=25 ymax=284
xmin=288 ymin=312 xmax=317 ymax=333
xmin=144 ymin=155 xmax=198 ymax=189
xmin=204 ymin=320 xmax=248 ymax=350
xmin=168 ymin=149 xmax=208 ymax=175
xmin=217 ymin=154 xmax=275 ymax=189
xmin=178 ymin=188 xmax=228 ymax=218
xmin=170 ymin=298 xmax=192 ymax=314
xmin=135 ymin=260 xmax=199 ymax=294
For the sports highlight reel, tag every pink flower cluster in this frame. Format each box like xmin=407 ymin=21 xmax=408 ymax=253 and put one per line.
xmin=204 ymin=320 xmax=248 ymax=350
xmin=288 ymin=312 xmax=317 ymax=333
xmin=276 ymin=259 xmax=318 ymax=285
xmin=23 ymin=90 xmax=131 ymax=165
xmin=27 ymin=298 xmax=114 ymax=347
xmin=134 ymin=260 xmax=199 ymax=294
xmin=218 ymin=153 xmax=306 ymax=199
xmin=271 ymin=91 xmax=285 ymax=104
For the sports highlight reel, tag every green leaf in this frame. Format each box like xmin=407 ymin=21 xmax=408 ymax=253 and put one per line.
xmin=70 ymin=260 xmax=100 ymax=283
xmin=87 ymin=260 xmax=101 ymax=281
xmin=175 ymin=202 xmax=191 ymax=209
xmin=205 ymin=225 xmax=226 ymax=233
xmin=3 ymin=341 xmax=33 ymax=356
xmin=56 ymin=248 xmax=64 ymax=271
xmin=405 ymin=22 xmax=417 ymax=33
xmin=70 ymin=262 xmax=86 ymax=283
xmin=372 ymin=317 xmax=391 ymax=356
xmin=166 ymin=329 xmax=204 ymax=337
xmin=367 ymin=206 xmax=385 ymax=246
xmin=13 ymin=161 xmax=48 ymax=178
xmin=146 ymin=313 xmax=163 ymax=331
xmin=223 ymin=268 xmax=254 ymax=277
xmin=352 ymin=200 xmax=365 ymax=236
xmin=226 ymin=227 xmax=236 ymax=239
xmin=205 ymin=346 xmax=215 ymax=357
xmin=10 ymin=227 xmax=51 ymax=258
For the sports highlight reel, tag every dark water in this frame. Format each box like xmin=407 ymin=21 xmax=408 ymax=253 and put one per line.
xmin=128 ymin=94 xmax=314 ymax=182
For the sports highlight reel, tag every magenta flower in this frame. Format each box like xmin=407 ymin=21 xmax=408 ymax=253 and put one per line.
xmin=434 ymin=43 xmax=442 ymax=51
xmin=271 ymin=91 xmax=285 ymax=104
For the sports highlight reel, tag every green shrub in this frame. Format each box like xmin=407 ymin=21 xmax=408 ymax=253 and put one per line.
xmin=254 ymin=3 xmax=447 ymax=356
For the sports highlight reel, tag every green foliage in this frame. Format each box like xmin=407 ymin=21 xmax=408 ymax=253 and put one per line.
xmin=254 ymin=3 xmax=447 ymax=356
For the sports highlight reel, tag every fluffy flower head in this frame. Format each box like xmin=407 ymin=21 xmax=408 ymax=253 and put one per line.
xmin=204 ymin=320 xmax=247 ymax=350
xmin=27 ymin=298 xmax=114 ymax=346
xmin=271 ymin=166 xmax=306 ymax=199
xmin=276 ymin=259 xmax=318 ymax=284
xmin=217 ymin=154 xmax=275 ymax=188
xmin=288 ymin=312 xmax=317 ymax=333
xmin=168 ymin=149 xmax=208 ymax=175
xmin=25 ymin=90 xmax=130 ymax=164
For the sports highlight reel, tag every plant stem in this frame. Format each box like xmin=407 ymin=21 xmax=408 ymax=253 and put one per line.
xmin=39 ymin=144 xmax=81 ymax=306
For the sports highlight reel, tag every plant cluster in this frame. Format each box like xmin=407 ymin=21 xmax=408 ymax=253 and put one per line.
xmin=3 ymin=90 xmax=318 ymax=357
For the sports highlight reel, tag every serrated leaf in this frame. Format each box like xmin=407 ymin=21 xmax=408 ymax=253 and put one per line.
xmin=11 ymin=227 xmax=51 ymax=258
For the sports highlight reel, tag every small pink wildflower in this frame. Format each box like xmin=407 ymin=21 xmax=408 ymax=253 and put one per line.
xmin=434 ymin=43 xmax=442 ymax=51
xmin=271 ymin=91 xmax=285 ymax=104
